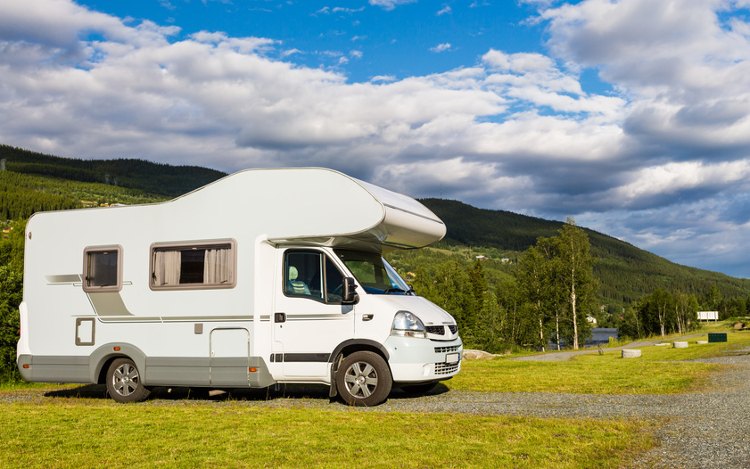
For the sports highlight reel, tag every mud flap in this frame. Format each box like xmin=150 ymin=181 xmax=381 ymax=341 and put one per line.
xmin=328 ymin=353 xmax=344 ymax=399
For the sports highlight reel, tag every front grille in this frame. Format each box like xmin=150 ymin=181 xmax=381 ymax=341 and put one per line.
xmin=434 ymin=362 xmax=460 ymax=375
xmin=425 ymin=325 xmax=445 ymax=335
xmin=448 ymin=324 xmax=458 ymax=334
xmin=435 ymin=345 xmax=460 ymax=353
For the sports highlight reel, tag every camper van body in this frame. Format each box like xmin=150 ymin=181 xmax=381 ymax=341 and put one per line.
xmin=17 ymin=168 xmax=462 ymax=405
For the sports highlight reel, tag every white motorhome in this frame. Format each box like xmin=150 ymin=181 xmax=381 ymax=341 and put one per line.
xmin=17 ymin=168 xmax=462 ymax=406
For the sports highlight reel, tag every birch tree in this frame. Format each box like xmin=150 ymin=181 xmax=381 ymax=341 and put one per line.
xmin=516 ymin=244 xmax=554 ymax=351
xmin=557 ymin=218 xmax=597 ymax=350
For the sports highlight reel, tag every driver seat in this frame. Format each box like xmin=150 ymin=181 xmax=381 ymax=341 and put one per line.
xmin=287 ymin=266 xmax=310 ymax=295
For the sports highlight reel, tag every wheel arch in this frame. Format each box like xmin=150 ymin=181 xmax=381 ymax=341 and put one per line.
xmin=328 ymin=339 xmax=390 ymax=398
xmin=329 ymin=339 xmax=390 ymax=364
xmin=89 ymin=343 xmax=148 ymax=385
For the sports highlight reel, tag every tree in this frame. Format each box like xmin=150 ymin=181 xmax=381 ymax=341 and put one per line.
xmin=0 ymin=221 xmax=25 ymax=381
xmin=674 ymin=292 xmax=699 ymax=335
xmin=632 ymin=289 xmax=702 ymax=337
xmin=516 ymin=243 xmax=555 ymax=351
xmin=556 ymin=218 xmax=597 ymax=350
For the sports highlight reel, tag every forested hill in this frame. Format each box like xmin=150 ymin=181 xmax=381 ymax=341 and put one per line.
xmin=0 ymin=145 xmax=225 ymax=197
xmin=421 ymin=198 xmax=750 ymax=304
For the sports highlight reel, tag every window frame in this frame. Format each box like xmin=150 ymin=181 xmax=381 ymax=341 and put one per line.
xmin=149 ymin=238 xmax=237 ymax=291
xmin=82 ymin=245 xmax=123 ymax=293
xmin=282 ymin=248 xmax=346 ymax=305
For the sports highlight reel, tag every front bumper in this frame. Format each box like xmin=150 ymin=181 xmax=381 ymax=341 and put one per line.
xmin=384 ymin=335 xmax=463 ymax=383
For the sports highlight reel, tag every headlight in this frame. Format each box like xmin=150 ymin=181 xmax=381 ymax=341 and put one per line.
xmin=391 ymin=310 xmax=426 ymax=338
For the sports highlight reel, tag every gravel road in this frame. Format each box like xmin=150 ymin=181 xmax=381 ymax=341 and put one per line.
xmin=4 ymin=349 xmax=749 ymax=468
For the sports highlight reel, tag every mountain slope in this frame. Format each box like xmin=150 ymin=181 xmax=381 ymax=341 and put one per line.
xmin=0 ymin=144 xmax=225 ymax=197
xmin=420 ymin=198 xmax=750 ymax=304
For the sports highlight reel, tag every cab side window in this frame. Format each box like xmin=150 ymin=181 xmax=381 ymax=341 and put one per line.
xmin=325 ymin=256 xmax=344 ymax=303
xmin=284 ymin=250 xmax=345 ymax=304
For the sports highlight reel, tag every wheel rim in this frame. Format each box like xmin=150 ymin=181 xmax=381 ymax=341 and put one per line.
xmin=112 ymin=362 xmax=139 ymax=397
xmin=343 ymin=361 xmax=378 ymax=399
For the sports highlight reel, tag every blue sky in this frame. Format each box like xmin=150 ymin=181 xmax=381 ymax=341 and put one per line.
xmin=1 ymin=0 xmax=750 ymax=278
xmin=78 ymin=1 xmax=551 ymax=84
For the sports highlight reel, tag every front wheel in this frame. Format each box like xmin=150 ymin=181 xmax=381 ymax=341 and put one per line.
xmin=106 ymin=358 xmax=150 ymax=403
xmin=335 ymin=351 xmax=392 ymax=407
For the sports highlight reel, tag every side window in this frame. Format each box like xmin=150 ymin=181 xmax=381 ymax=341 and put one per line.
xmin=284 ymin=251 xmax=324 ymax=300
xmin=151 ymin=240 xmax=235 ymax=290
xmin=325 ymin=257 xmax=344 ymax=303
xmin=284 ymin=250 xmax=345 ymax=304
xmin=83 ymin=246 xmax=122 ymax=292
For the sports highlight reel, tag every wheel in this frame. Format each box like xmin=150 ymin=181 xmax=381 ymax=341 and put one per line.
xmin=106 ymin=358 xmax=150 ymax=403
xmin=400 ymin=381 xmax=438 ymax=396
xmin=335 ymin=351 xmax=392 ymax=406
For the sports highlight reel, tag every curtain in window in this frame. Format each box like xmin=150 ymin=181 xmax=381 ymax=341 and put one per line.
xmin=87 ymin=254 xmax=101 ymax=286
xmin=153 ymin=250 xmax=181 ymax=286
xmin=204 ymin=247 xmax=231 ymax=284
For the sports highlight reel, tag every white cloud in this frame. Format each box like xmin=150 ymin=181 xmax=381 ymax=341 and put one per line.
xmin=318 ymin=6 xmax=366 ymax=14
xmin=281 ymin=48 xmax=302 ymax=57
xmin=542 ymin=0 xmax=750 ymax=102
xmin=430 ymin=42 xmax=452 ymax=53
xmin=369 ymin=0 xmax=415 ymax=11
xmin=370 ymin=75 xmax=397 ymax=82
xmin=611 ymin=161 xmax=750 ymax=206
xmin=333 ymin=6 xmax=366 ymax=13
xmin=437 ymin=5 xmax=452 ymax=16
xmin=482 ymin=49 xmax=625 ymax=118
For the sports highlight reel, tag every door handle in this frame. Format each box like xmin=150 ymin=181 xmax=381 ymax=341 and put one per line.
xmin=274 ymin=312 xmax=286 ymax=323
xmin=362 ymin=314 xmax=373 ymax=321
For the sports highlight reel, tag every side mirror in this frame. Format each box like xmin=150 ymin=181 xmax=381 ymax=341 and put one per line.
xmin=342 ymin=277 xmax=359 ymax=304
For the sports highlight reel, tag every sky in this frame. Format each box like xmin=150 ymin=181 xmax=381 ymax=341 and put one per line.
xmin=1 ymin=0 xmax=750 ymax=278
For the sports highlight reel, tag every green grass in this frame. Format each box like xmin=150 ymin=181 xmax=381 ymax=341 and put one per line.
xmin=450 ymin=329 xmax=750 ymax=394
xmin=0 ymin=381 xmax=76 ymax=391
xmin=0 ymin=400 xmax=653 ymax=468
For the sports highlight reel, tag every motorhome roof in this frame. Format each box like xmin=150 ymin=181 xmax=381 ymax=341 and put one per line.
xmin=26 ymin=168 xmax=446 ymax=250
xmin=179 ymin=167 xmax=445 ymax=249
xmin=173 ymin=168 xmax=447 ymax=249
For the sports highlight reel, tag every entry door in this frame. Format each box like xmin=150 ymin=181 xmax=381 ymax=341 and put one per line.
xmin=273 ymin=249 xmax=354 ymax=378
xmin=210 ymin=328 xmax=249 ymax=386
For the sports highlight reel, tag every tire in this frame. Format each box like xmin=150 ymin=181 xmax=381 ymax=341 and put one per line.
xmin=335 ymin=351 xmax=392 ymax=407
xmin=106 ymin=357 xmax=150 ymax=403
xmin=400 ymin=381 xmax=438 ymax=396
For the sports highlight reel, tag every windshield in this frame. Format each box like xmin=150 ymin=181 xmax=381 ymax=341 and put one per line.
xmin=335 ymin=250 xmax=412 ymax=295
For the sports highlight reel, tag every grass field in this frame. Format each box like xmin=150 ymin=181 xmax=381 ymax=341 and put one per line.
xmin=0 ymin=400 xmax=652 ymax=468
xmin=3 ymin=326 xmax=747 ymax=467
xmin=449 ymin=329 xmax=750 ymax=394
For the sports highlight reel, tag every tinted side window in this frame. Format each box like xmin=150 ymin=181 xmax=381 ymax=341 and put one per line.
xmin=284 ymin=250 xmax=345 ymax=304
xmin=325 ymin=256 xmax=344 ymax=303
xmin=83 ymin=246 xmax=121 ymax=292
xmin=284 ymin=251 xmax=324 ymax=300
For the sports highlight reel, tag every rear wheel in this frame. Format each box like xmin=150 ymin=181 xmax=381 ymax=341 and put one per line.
xmin=106 ymin=358 xmax=150 ymax=403
xmin=335 ymin=351 xmax=392 ymax=407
